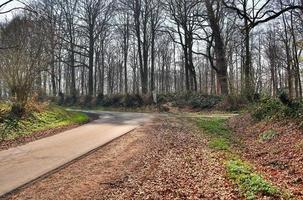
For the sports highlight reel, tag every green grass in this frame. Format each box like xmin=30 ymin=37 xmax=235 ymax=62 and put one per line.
xmin=226 ymin=160 xmax=282 ymax=200
xmin=197 ymin=117 xmax=231 ymax=150
xmin=197 ymin=117 xmax=230 ymax=137
xmin=209 ymin=137 xmax=230 ymax=150
xmin=0 ymin=105 xmax=89 ymax=140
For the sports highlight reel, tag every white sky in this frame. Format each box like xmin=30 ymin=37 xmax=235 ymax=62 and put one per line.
xmin=0 ymin=0 xmax=26 ymax=21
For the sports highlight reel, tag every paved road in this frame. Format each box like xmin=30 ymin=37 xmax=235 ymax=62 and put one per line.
xmin=0 ymin=111 xmax=152 ymax=197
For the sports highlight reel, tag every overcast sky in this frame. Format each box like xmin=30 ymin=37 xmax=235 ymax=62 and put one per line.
xmin=0 ymin=0 xmax=25 ymax=21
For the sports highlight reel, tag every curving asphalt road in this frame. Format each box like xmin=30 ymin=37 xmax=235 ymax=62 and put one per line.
xmin=0 ymin=111 xmax=152 ymax=197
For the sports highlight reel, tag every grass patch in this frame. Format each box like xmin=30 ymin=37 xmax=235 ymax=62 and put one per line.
xmin=197 ymin=117 xmax=230 ymax=137
xmin=226 ymin=160 xmax=283 ymax=200
xmin=209 ymin=137 xmax=230 ymax=150
xmin=197 ymin=117 xmax=231 ymax=150
xmin=0 ymin=105 xmax=89 ymax=140
xmin=259 ymin=129 xmax=278 ymax=141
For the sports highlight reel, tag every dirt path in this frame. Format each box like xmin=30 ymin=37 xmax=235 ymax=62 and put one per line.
xmin=3 ymin=116 xmax=239 ymax=200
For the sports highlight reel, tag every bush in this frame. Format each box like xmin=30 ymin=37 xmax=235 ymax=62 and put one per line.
xmin=282 ymin=100 xmax=303 ymax=118
xmin=157 ymin=93 xmax=170 ymax=104
xmin=123 ymin=94 xmax=144 ymax=107
xmin=99 ymin=94 xmax=124 ymax=107
xmin=159 ymin=92 xmax=222 ymax=110
xmin=252 ymin=98 xmax=284 ymax=121
xmin=54 ymin=92 xmax=222 ymax=110
xmin=252 ymin=97 xmax=303 ymax=121
xmin=189 ymin=94 xmax=221 ymax=109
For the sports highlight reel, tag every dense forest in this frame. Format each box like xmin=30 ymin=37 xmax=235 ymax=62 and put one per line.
xmin=0 ymin=0 xmax=302 ymax=107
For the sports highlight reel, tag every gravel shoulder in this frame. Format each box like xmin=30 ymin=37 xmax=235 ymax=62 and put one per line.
xmin=3 ymin=116 xmax=239 ymax=200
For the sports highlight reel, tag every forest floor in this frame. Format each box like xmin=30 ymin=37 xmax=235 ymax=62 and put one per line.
xmin=2 ymin=113 xmax=302 ymax=200
xmin=2 ymin=115 xmax=240 ymax=200
xmin=229 ymin=114 xmax=303 ymax=199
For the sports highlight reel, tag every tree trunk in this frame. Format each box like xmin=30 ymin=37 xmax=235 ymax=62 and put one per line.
xmin=205 ymin=0 xmax=228 ymax=95
xmin=88 ymin=30 xmax=94 ymax=97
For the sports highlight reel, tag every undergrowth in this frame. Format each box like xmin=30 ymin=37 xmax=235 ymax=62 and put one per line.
xmin=251 ymin=97 xmax=303 ymax=122
xmin=59 ymin=92 xmax=222 ymax=110
xmin=226 ymin=160 xmax=282 ymax=200
xmin=0 ymin=104 xmax=89 ymax=140
xmin=197 ymin=117 xmax=231 ymax=150
xmin=158 ymin=92 xmax=222 ymax=109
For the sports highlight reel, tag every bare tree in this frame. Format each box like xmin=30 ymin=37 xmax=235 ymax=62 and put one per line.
xmin=222 ymin=0 xmax=303 ymax=100
xmin=78 ymin=0 xmax=114 ymax=96
xmin=165 ymin=0 xmax=199 ymax=91
xmin=0 ymin=16 xmax=46 ymax=110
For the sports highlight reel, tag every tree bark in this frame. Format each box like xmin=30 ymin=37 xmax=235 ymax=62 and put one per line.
xmin=205 ymin=0 xmax=228 ymax=95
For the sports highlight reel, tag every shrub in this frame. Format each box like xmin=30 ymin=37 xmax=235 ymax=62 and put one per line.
xmin=163 ymin=92 xmax=222 ymax=109
xmin=123 ymin=94 xmax=144 ymax=107
xmin=252 ymin=97 xmax=303 ymax=121
xmin=157 ymin=93 xmax=171 ymax=104
xmin=55 ymin=92 xmax=222 ymax=109
xmin=252 ymin=98 xmax=284 ymax=121
xmin=191 ymin=95 xmax=221 ymax=109
xmin=282 ymin=100 xmax=303 ymax=118
xmin=24 ymin=96 xmax=47 ymax=113
xmin=99 ymin=94 xmax=124 ymax=107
